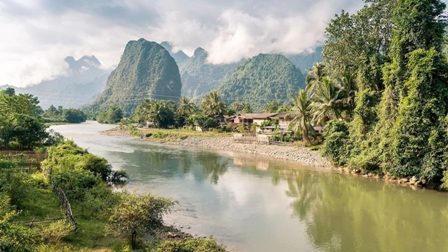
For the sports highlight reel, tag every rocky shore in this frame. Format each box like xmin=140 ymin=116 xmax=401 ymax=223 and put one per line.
xmin=167 ymin=136 xmax=331 ymax=167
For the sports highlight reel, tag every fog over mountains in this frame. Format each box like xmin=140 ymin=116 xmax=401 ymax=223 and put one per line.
xmin=0 ymin=56 xmax=110 ymax=109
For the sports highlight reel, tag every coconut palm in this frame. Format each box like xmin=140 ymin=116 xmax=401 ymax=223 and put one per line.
xmin=305 ymin=62 xmax=326 ymax=96
xmin=288 ymin=89 xmax=314 ymax=145
xmin=338 ymin=69 xmax=357 ymax=120
xmin=177 ymin=96 xmax=197 ymax=126
xmin=311 ymin=77 xmax=343 ymax=125
xmin=201 ymin=91 xmax=227 ymax=117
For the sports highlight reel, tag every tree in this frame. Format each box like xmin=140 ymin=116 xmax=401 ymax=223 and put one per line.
xmin=288 ymin=90 xmax=314 ymax=145
xmin=311 ymin=77 xmax=343 ymax=124
xmin=176 ymin=96 xmax=197 ymax=126
xmin=305 ymin=62 xmax=326 ymax=96
xmin=0 ymin=93 xmax=48 ymax=149
xmin=264 ymin=100 xmax=280 ymax=113
xmin=201 ymin=91 xmax=227 ymax=117
xmin=107 ymin=191 xmax=176 ymax=249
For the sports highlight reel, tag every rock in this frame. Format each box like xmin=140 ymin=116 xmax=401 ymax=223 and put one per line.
xmin=146 ymin=133 xmax=153 ymax=137
xmin=410 ymin=176 xmax=418 ymax=183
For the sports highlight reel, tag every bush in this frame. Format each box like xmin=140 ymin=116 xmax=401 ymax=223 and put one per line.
xmin=321 ymin=120 xmax=350 ymax=166
xmin=156 ymin=237 xmax=226 ymax=252
xmin=39 ymin=220 xmax=73 ymax=244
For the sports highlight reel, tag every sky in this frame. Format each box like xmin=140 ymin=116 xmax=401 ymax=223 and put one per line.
xmin=0 ymin=0 xmax=393 ymax=87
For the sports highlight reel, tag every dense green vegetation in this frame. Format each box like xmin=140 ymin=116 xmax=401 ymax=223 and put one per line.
xmin=88 ymin=39 xmax=182 ymax=116
xmin=0 ymin=88 xmax=49 ymax=149
xmin=218 ymin=54 xmax=305 ymax=111
xmin=285 ymin=46 xmax=323 ymax=73
xmin=42 ymin=105 xmax=87 ymax=123
xmin=315 ymin=0 xmax=448 ymax=189
xmin=179 ymin=48 xmax=239 ymax=100
xmin=0 ymin=90 xmax=226 ymax=250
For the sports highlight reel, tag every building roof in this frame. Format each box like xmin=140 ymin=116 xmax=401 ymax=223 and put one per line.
xmin=272 ymin=111 xmax=298 ymax=119
xmin=238 ymin=113 xmax=278 ymax=120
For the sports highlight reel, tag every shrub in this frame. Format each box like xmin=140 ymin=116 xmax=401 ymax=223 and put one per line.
xmin=39 ymin=220 xmax=73 ymax=244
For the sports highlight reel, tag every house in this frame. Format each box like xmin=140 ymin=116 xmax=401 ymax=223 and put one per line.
xmin=234 ymin=113 xmax=279 ymax=126
xmin=270 ymin=111 xmax=297 ymax=131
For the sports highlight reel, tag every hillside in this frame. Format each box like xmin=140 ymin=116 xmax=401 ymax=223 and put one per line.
xmin=160 ymin=41 xmax=190 ymax=66
xmin=88 ymin=39 xmax=182 ymax=115
xmin=180 ymin=47 xmax=238 ymax=100
xmin=217 ymin=54 xmax=305 ymax=111
xmin=286 ymin=46 xmax=323 ymax=73
xmin=1 ymin=55 xmax=110 ymax=109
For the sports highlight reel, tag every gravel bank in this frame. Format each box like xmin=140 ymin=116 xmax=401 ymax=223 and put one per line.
xmin=168 ymin=136 xmax=331 ymax=167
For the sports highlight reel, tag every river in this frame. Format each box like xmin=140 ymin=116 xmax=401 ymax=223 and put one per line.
xmin=51 ymin=121 xmax=448 ymax=252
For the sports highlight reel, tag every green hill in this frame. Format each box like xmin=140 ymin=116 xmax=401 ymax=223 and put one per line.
xmin=89 ymin=39 xmax=182 ymax=115
xmin=217 ymin=54 xmax=305 ymax=111
xmin=179 ymin=47 xmax=238 ymax=100
xmin=286 ymin=46 xmax=323 ymax=73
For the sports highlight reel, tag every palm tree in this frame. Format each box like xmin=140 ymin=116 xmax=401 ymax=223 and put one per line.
xmin=311 ymin=77 xmax=343 ymax=125
xmin=177 ymin=96 xmax=197 ymax=126
xmin=201 ymin=91 xmax=227 ymax=117
xmin=288 ymin=89 xmax=314 ymax=145
xmin=305 ymin=62 xmax=326 ymax=96
xmin=338 ymin=69 xmax=357 ymax=121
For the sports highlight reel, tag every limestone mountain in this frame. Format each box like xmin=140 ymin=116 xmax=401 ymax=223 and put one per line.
xmin=1 ymin=55 xmax=110 ymax=109
xmin=180 ymin=47 xmax=239 ymax=100
xmin=89 ymin=38 xmax=182 ymax=115
xmin=160 ymin=41 xmax=190 ymax=66
xmin=217 ymin=54 xmax=305 ymax=111
xmin=286 ymin=46 xmax=323 ymax=73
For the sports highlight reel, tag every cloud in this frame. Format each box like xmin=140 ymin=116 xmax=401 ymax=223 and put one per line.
xmin=0 ymin=0 xmax=366 ymax=87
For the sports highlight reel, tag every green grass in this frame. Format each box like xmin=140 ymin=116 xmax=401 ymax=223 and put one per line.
xmin=141 ymin=128 xmax=232 ymax=142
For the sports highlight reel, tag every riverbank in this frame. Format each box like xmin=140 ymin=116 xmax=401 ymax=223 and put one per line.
xmin=102 ymin=127 xmax=331 ymax=168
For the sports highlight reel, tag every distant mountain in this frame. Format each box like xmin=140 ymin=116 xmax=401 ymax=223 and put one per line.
xmin=0 ymin=55 xmax=110 ymax=109
xmin=180 ymin=47 xmax=239 ymax=100
xmin=217 ymin=54 xmax=305 ymax=111
xmin=160 ymin=41 xmax=190 ymax=66
xmin=88 ymin=38 xmax=182 ymax=115
xmin=286 ymin=46 xmax=323 ymax=73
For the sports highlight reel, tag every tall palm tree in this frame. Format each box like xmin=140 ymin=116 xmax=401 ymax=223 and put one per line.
xmin=288 ymin=89 xmax=314 ymax=145
xmin=305 ymin=62 xmax=326 ymax=96
xmin=177 ymin=96 xmax=197 ymax=126
xmin=311 ymin=77 xmax=343 ymax=125
xmin=201 ymin=91 xmax=227 ymax=117
xmin=338 ymin=69 xmax=357 ymax=121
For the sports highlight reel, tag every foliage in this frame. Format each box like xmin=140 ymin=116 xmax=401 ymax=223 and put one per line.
xmin=218 ymin=54 xmax=305 ymax=111
xmin=42 ymin=105 xmax=87 ymax=123
xmin=319 ymin=0 xmax=448 ymax=188
xmin=321 ymin=120 xmax=350 ymax=166
xmin=155 ymin=237 xmax=226 ymax=252
xmin=39 ymin=220 xmax=73 ymax=244
xmin=106 ymin=191 xmax=176 ymax=249
xmin=0 ymin=92 xmax=49 ymax=149
xmin=179 ymin=47 xmax=238 ymax=99
xmin=88 ymin=39 xmax=182 ymax=116
xmin=187 ymin=114 xmax=219 ymax=130
xmin=288 ymin=90 xmax=314 ymax=145
xmin=201 ymin=91 xmax=227 ymax=117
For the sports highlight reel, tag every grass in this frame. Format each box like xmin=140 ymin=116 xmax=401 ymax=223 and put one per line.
xmin=140 ymin=128 xmax=232 ymax=142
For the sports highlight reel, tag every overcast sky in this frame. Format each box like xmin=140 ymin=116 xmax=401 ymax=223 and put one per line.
xmin=1 ymin=0 xmax=438 ymax=87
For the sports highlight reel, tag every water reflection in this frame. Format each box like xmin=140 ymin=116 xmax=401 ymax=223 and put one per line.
xmin=281 ymin=169 xmax=448 ymax=252
xmin=51 ymin=122 xmax=448 ymax=252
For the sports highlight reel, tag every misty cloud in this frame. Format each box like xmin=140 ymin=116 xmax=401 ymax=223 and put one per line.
xmin=1 ymin=0 xmax=380 ymax=87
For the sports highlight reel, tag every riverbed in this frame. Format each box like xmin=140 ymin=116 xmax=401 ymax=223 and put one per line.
xmin=52 ymin=121 xmax=448 ymax=252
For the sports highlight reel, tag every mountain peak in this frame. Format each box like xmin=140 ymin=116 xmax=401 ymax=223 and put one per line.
xmin=193 ymin=47 xmax=207 ymax=57
xmin=64 ymin=55 xmax=101 ymax=72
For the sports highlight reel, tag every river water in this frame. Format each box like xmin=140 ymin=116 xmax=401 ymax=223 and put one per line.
xmin=51 ymin=121 xmax=448 ymax=252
